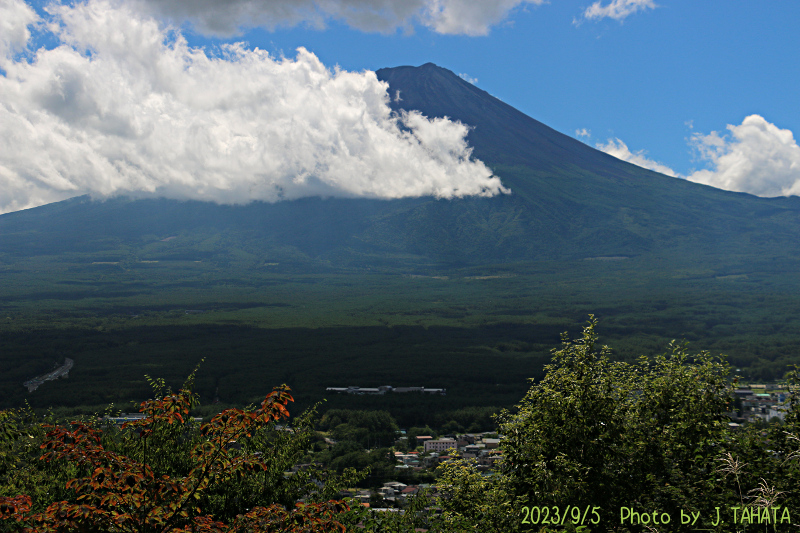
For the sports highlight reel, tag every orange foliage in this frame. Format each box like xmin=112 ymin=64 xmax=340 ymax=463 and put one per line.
xmin=0 ymin=385 xmax=350 ymax=532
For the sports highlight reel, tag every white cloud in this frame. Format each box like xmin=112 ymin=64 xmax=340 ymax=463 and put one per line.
xmin=133 ymin=0 xmax=420 ymax=36
xmin=0 ymin=0 xmax=39 ymax=62
xmin=596 ymin=116 xmax=800 ymax=198
xmin=596 ymin=138 xmax=678 ymax=177
xmin=579 ymin=0 xmax=657 ymax=23
xmin=687 ymin=115 xmax=800 ymax=197
xmin=575 ymin=128 xmax=591 ymax=138
xmin=458 ymin=72 xmax=477 ymax=84
xmin=0 ymin=0 xmax=508 ymax=215
xmin=421 ymin=0 xmax=546 ymax=36
xmin=133 ymin=0 xmax=546 ymax=37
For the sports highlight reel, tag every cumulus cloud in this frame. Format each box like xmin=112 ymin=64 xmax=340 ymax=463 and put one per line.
xmin=596 ymin=138 xmax=678 ymax=177
xmin=0 ymin=0 xmax=508 ymax=215
xmin=579 ymin=0 xmax=657 ymax=23
xmin=575 ymin=128 xmax=591 ymax=138
xmin=687 ymin=115 xmax=800 ymax=197
xmin=0 ymin=0 xmax=39 ymax=61
xmin=458 ymin=72 xmax=477 ymax=84
xmin=420 ymin=0 xmax=546 ymax=36
xmin=596 ymin=116 xmax=800 ymax=197
xmin=133 ymin=0 xmax=545 ymax=37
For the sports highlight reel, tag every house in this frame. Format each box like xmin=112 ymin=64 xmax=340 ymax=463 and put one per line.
xmin=377 ymin=487 xmax=396 ymax=501
xmin=395 ymin=454 xmax=420 ymax=466
xmin=415 ymin=435 xmax=433 ymax=446
xmin=463 ymin=443 xmax=485 ymax=455
xmin=482 ymin=438 xmax=501 ymax=449
xmin=457 ymin=435 xmax=475 ymax=447
xmin=396 ymin=485 xmax=419 ymax=502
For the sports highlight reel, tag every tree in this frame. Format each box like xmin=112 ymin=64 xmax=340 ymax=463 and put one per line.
xmin=5 ymin=326 xmax=800 ymax=533
xmin=438 ymin=317 xmax=742 ymax=532
xmin=318 ymin=410 xmax=399 ymax=449
xmin=498 ymin=317 xmax=639 ymax=512
xmin=0 ymin=365 xmax=359 ymax=532
xmin=719 ymin=364 xmax=800 ymax=526
xmin=0 ymin=404 xmax=79 ymax=530
xmin=624 ymin=341 xmax=733 ymax=521
xmin=434 ymin=455 xmax=519 ymax=532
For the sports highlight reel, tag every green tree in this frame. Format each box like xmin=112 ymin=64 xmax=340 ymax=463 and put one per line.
xmin=624 ymin=342 xmax=733 ymax=523
xmin=405 ymin=427 xmax=436 ymax=449
xmin=498 ymin=317 xmax=638 ymax=512
xmin=718 ymin=365 xmax=800 ymax=527
xmin=318 ymin=410 xmax=399 ymax=449
xmin=434 ymin=456 xmax=520 ymax=532
xmin=438 ymin=317 xmax=743 ymax=532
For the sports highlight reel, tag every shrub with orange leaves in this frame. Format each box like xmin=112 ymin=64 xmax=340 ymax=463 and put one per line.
xmin=0 ymin=364 xmax=358 ymax=532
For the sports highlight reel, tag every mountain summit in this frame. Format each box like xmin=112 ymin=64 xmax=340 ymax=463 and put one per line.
xmin=376 ymin=63 xmax=800 ymax=262
xmin=3 ymin=63 xmax=800 ymax=268
xmin=378 ymin=63 xmax=629 ymax=175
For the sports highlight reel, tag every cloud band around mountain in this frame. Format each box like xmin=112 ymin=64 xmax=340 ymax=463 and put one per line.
xmin=596 ymin=138 xmax=678 ymax=177
xmin=0 ymin=0 xmax=508 ymax=215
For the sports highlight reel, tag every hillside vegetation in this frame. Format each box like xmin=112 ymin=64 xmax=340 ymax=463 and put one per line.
xmin=1 ymin=321 xmax=799 ymax=532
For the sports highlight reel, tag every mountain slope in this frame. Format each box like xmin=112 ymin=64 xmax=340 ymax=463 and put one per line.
xmin=374 ymin=64 xmax=800 ymax=263
xmin=378 ymin=62 xmax=640 ymax=175
xmin=2 ymin=64 xmax=800 ymax=269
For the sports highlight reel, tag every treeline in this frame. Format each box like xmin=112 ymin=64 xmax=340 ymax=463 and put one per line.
xmin=317 ymin=405 xmax=498 ymax=437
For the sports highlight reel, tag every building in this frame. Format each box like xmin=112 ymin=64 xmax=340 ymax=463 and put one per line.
xmin=424 ymin=438 xmax=457 ymax=452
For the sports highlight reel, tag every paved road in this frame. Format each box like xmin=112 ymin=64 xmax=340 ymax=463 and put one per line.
xmin=23 ymin=358 xmax=74 ymax=393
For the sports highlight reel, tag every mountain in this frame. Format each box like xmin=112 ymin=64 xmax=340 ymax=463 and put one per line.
xmin=377 ymin=64 xmax=800 ymax=264
xmin=3 ymin=63 xmax=800 ymax=269
xmin=379 ymin=62 xmax=646 ymax=173
xmin=5 ymin=64 xmax=800 ymax=409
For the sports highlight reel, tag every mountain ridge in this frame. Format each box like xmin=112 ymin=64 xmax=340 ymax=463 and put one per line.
xmin=2 ymin=63 xmax=800 ymax=269
xmin=377 ymin=62 xmax=645 ymax=176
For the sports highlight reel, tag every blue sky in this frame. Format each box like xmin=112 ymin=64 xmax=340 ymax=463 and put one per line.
xmin=231 ymin=0 xmax=800 ymax=180
xmin=2 ymin=0 xmax=800 ymax=213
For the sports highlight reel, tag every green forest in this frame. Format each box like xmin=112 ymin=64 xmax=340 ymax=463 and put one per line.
xmin=5 ymin=253 xmax=800 ymax=420
xmin=2 ymin=319 xmax=798 ymax=532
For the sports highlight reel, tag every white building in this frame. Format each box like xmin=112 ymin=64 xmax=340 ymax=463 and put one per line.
xmin=424 ymin=438 xmax=458 ymax=452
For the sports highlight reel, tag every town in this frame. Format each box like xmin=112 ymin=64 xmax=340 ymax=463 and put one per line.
xmin=732 ymin=384 xmax=795 ymax=424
